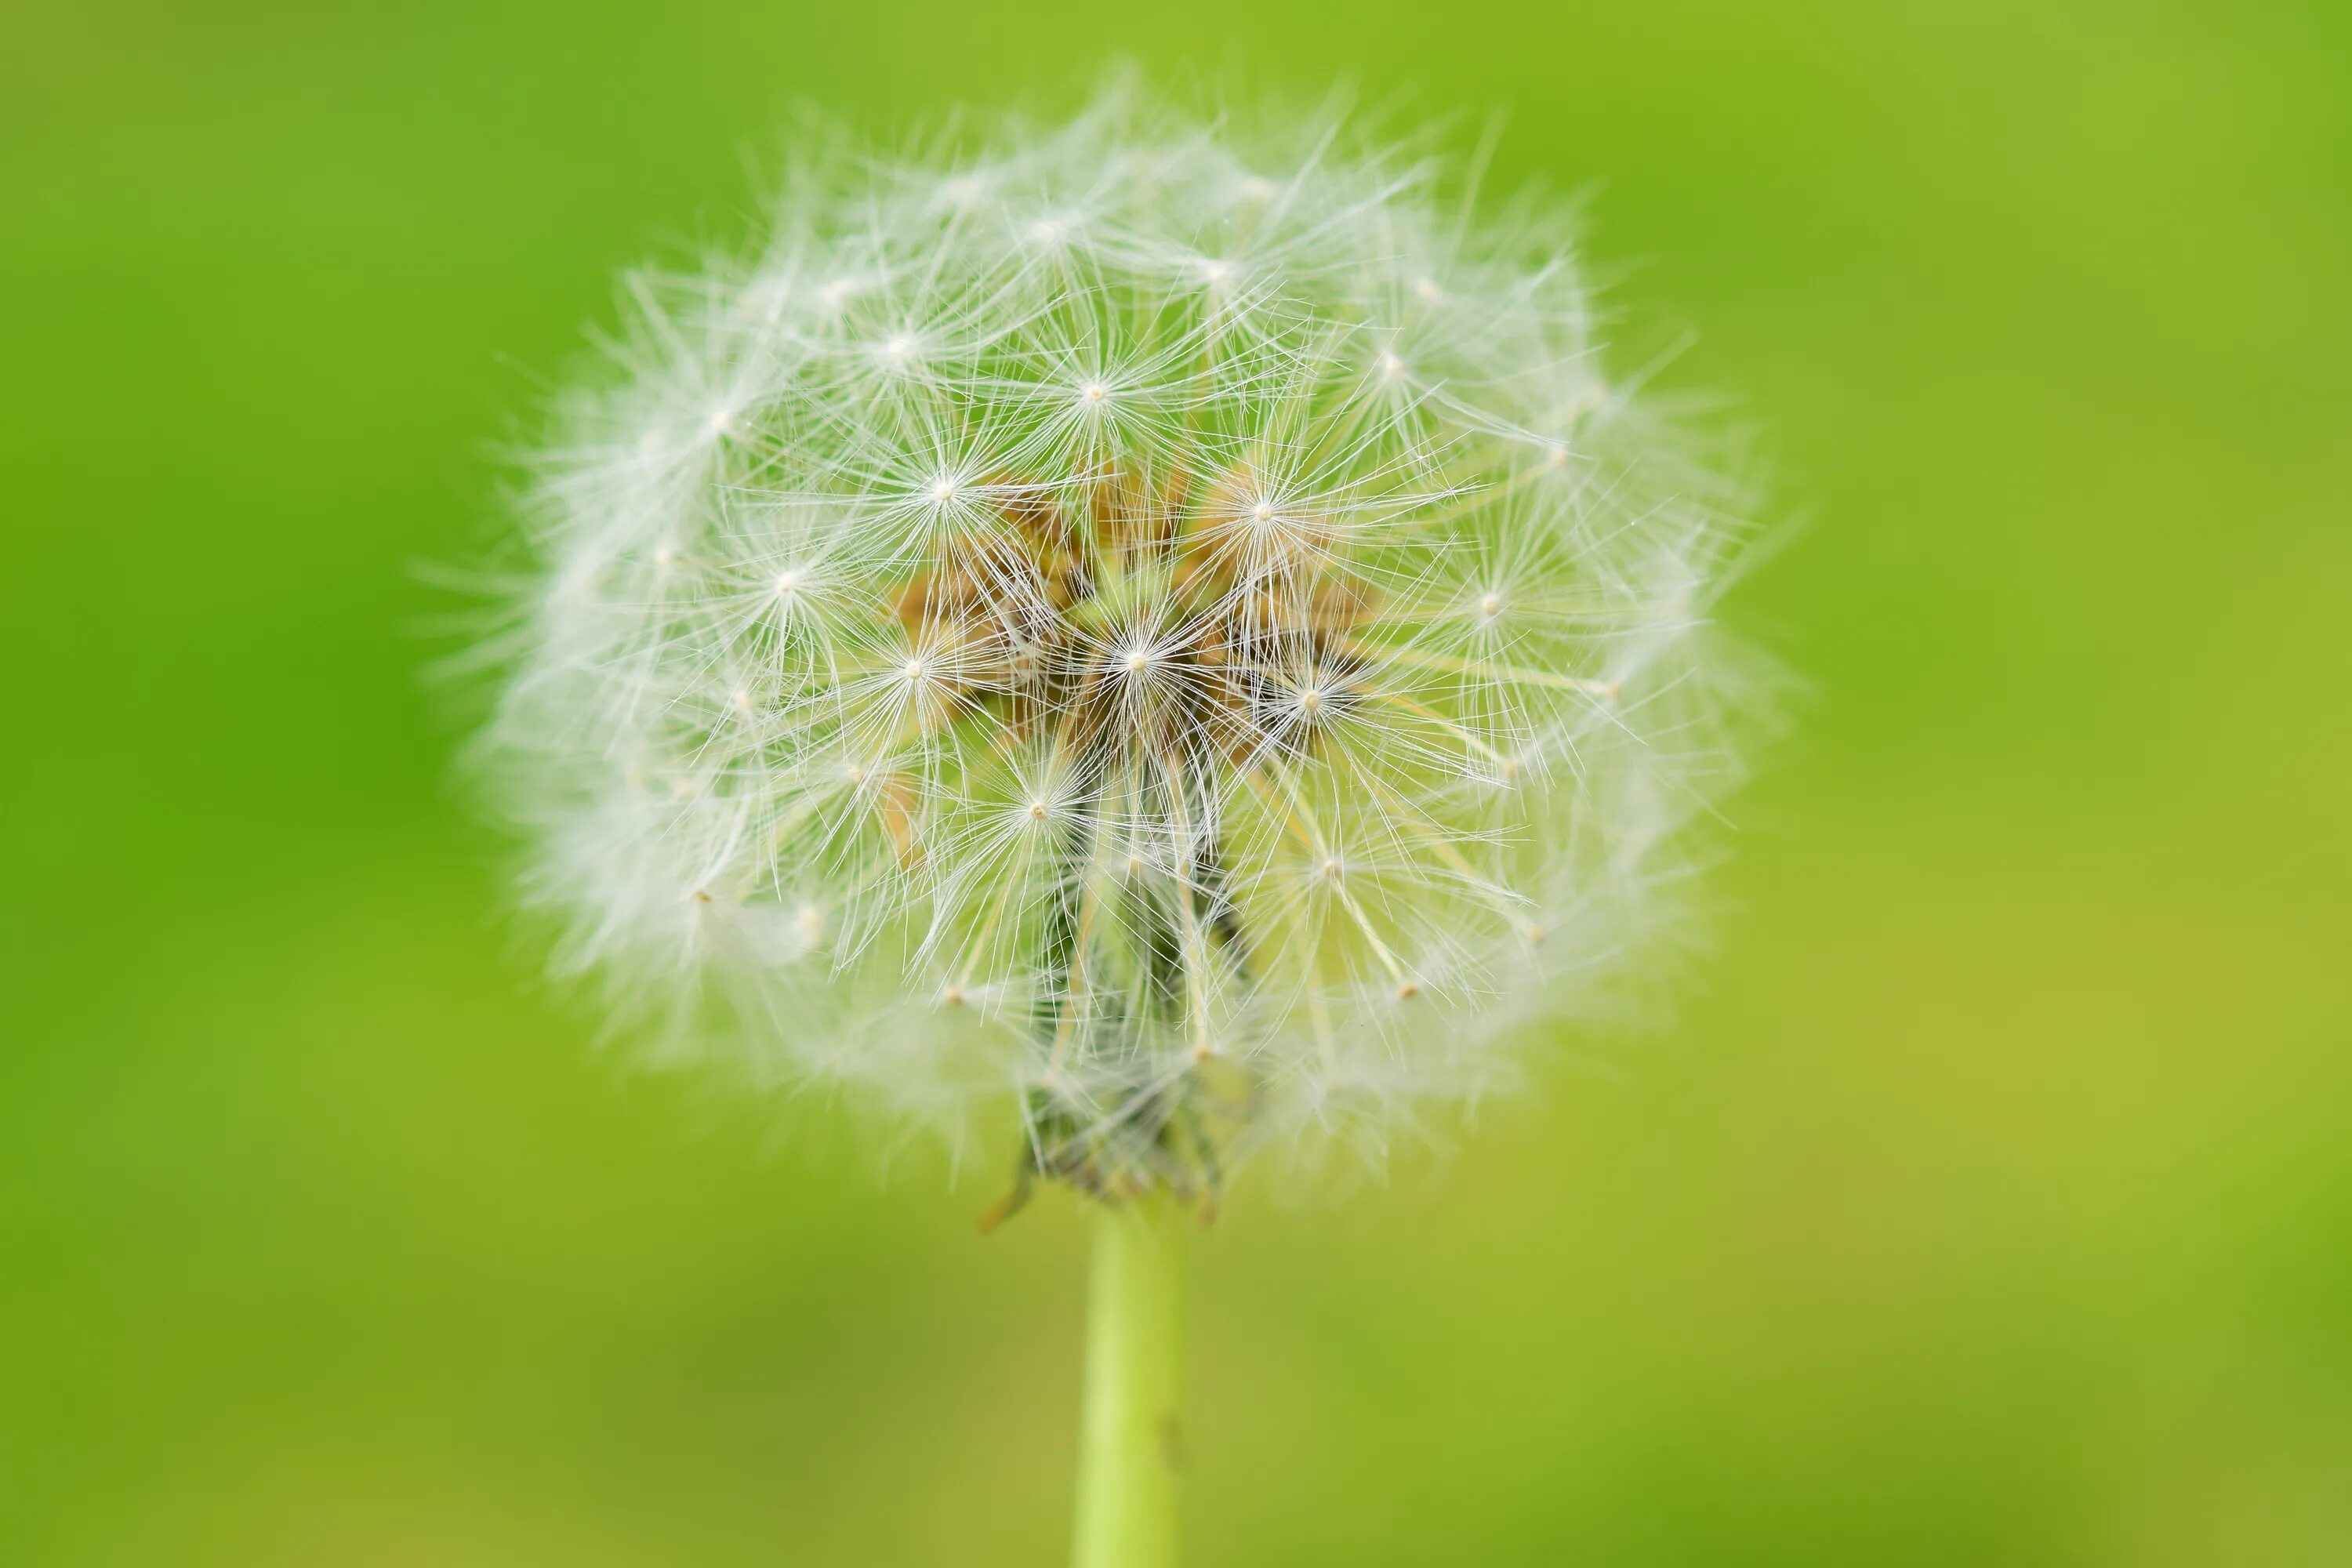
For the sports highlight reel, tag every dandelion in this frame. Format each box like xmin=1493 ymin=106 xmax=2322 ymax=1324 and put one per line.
xmin=474 ymin=87 xmax=1776 ymax=1568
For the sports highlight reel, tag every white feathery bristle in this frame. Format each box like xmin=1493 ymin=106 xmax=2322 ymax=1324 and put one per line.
xmin=477 ymin=89 xmax=1777 ymax=1195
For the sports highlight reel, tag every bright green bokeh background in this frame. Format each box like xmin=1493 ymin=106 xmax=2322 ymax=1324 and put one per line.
xmin=5 ymin=2 xmax=2347 ymax=1563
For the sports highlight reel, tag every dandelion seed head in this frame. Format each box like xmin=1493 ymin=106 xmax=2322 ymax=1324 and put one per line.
xmin=477 ymin=89 xmax=1780 ymax=1196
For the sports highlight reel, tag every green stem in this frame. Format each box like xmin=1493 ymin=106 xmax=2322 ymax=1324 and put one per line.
xmin=1071 ymin=1193 xmax=1187 ymax=1568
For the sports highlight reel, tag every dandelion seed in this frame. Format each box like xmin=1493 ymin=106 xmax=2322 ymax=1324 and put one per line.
xmin=475 ymin=89 xmax=1778 ymax=1207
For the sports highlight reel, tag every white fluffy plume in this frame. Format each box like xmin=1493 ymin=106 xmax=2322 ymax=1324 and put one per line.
xmin=474 ymin=90 xmax=1776 ymax=1196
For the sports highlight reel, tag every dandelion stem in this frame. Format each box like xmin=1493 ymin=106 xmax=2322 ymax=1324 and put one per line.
xmin=1072 ymin=1193 xmax=1186 ymax=1568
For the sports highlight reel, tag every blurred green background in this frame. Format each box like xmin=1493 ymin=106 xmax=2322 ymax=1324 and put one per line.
xmin=5 ymin=1 xmax=2348 ymax=1563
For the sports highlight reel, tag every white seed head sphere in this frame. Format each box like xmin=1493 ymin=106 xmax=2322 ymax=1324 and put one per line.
xmin=482 ymin=95 xmax=1773 ymax=1196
